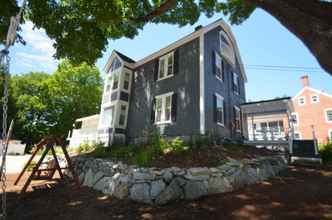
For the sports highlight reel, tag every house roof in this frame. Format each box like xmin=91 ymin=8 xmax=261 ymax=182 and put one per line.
xmin=104 ymin=19 xmax=247 ymax=82
xmin=75 ymin=114 xmax=100 ymax=122
xmin=242 ymin=97 xmax=291 ymax=106
xmin=241 ymin=97 xmax=293 ymax=114
xmin=114 ymin=50 xmax=135 ymax=63
xmin=293 ymin=86 xmax=332 ymax=100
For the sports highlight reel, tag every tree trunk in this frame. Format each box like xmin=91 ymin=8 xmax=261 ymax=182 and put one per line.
xmin=250 ymin=0 xmax=332 ymax=76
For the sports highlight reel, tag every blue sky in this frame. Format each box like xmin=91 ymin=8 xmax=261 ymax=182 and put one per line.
xmin=5 ymin=9 xmax=332 ymax=101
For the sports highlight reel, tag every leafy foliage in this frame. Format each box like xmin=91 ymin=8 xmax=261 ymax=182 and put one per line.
xmin=7 ymin=60 xmax=102 ymax=144
xmin=319 ymin=143 xmax=332 ymax=164
xmin=89 ymin=135 xmax=188 ymax=166
xmin=0 ymin=0 xmax=247 ymax=64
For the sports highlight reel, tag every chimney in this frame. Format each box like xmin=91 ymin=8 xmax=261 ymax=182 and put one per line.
xmin=301 ymin=75 xmax=310 ymax=87
xmin=195 ymin=25 xmax=203 ymax=31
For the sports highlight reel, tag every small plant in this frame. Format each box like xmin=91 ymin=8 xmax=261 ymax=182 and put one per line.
xmin=170 ymin=137 xmax=186 ymax=153
xmin=76 ymin=141 xmax=104 ymax=154
xmin=135 ymin=147 xmax=154 ymax=167
xmin=319 ymin=143 xmax=332 ymax=164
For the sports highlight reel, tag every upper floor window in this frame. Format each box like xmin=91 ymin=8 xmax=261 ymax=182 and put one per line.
xmin=232 ymin=72 xmax=240 ymax=95
xmin=123 ymin=72 xmax=130 ymax=90
xmin=214 ymin=52 xmax=224 ymax=81
xmin=154 ymin=92 xmax=173 ymax=124
xmin=219 ymin=30 xmax=236 ymax=67
xmin=158 ymin=52 xmax=174 ymax=80
xmin=311 ymin=95 xmax=319 ymax=103
xmin=214 ymin=94 xmax=225 ymax=126
xmin=329 ymin=129 xmax=332 ymax=142
xmin=325 ymin=109 xmax=332 ymax=123
xmin=110 ymin=57 xmax=122 ymax=72
xmin=234 ymin=106 xmax=241 ymax=132
xmin=112 ymin=76 xmax=119 ymax=90
xmin=298 ymin=96 xmax=305 ymax=105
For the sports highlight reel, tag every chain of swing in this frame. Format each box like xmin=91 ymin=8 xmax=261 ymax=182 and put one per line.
xmin=1 ymin=0 xmax=27 ymax=219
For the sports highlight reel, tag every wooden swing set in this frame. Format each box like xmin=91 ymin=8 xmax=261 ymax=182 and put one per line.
xmin=14 ymin=136 xmax=80 ymax=193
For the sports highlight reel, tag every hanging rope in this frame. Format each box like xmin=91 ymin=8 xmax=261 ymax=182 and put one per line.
xmin=0 ymin=0 xmax=27 ymax=219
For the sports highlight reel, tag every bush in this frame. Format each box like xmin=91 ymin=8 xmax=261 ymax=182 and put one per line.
xmin=135 ymin=148 xmax=155 ymax=167
xmin=76 ymin=142 xmax=104 ymax=154
xmin=319 ymin=143 xmax=332 ymax=164
xmin=170 ymin=137 xmax=186 ymax=153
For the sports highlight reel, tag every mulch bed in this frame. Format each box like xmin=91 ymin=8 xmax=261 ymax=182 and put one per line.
xmin=5 ymin=165 xmax=332 ymax=220
xmin=150 ymin=144 xmax=276 ymax=168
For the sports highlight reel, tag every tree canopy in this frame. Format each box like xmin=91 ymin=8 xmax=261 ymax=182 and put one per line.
xmin=0 ymin=0 xmax=331 ymax=74
xmin=2 ymin=61 xmax=102 ymax=145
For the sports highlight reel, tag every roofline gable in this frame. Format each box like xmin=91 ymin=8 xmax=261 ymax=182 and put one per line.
xmin=103 ymin=19 xmax=247 ymax=82
xmin=104 ymin=51 xmax=135 ymax=73
xmin=292 ymin=86 xmax=332 ymax=100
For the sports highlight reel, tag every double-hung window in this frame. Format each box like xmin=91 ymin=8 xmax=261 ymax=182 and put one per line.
xmin=311 ymin=95 xmax=319 ymax=103
xmin=112 ymin=75 xmax=119 ymax=90
xmin=234 ymin=106 xmax=241 ymax=132
xmin=329 ymin=129 xmax=332 ymax=142
xmin=291 ymin=112 xmax=299 ymax=126
xmin=123 ymin=72 xmax=130 ymax=90
xmin=215 ymin=94 xmax=225 ymax=126
xmin=298 ymin=96 xmax=305 ymax=105
xmin=119 ymin=105 xmax=127 ymax=126
xmin=155 ymin=92 xmax=173 ymax=124
xmin=325 ymin=109 xmax=332 ymax=123
xmin=214 ymin=52 xmax=223 ymax=81
xmin=233 ymin=72 xmax=240 ymax=95
xmin=158 ymin=52 xmax=174 ymax=80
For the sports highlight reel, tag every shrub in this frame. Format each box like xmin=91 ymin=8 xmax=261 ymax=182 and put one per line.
xmin=76 ymin=142 xmax=104 ymax=154
xmin=319 ymin=143 xmax=332 ymax=164
xmin=135 ymin=147 xmax=155 ymax=167
xmin=170 ymin=137 xmax=186 ymax=153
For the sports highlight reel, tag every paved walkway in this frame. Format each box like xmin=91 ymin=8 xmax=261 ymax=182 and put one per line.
xmin=5 ymin=155 xmax=31 ymax=174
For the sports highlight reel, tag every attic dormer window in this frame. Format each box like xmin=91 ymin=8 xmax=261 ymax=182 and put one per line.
xmin=110 ymin=57 xmax=122 ymax=72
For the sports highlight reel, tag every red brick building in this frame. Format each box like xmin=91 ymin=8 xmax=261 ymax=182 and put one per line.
xmin=292 ymin=75 xmax=332 ymax=144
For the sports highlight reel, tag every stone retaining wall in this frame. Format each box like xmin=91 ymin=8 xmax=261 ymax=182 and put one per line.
xmin=72 ymin=155 xmax=287 ymax=205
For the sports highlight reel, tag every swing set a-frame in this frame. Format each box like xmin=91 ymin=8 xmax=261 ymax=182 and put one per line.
xmin=13 ymin=136 xmax=80 ymax=193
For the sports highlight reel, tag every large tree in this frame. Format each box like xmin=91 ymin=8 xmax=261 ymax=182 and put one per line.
xmin=47 ymin=60 xmax=102 ymax=138
xmin=0 ymin=0 xmax=331 ymax=75
xmin=7 ymin=61 xmax=102 ymax=145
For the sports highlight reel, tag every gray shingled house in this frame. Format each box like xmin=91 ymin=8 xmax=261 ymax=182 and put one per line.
xmin=92 ymin=19 xmax=247 ymax=146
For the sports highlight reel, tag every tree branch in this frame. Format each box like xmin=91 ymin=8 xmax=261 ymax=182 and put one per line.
xmin=251 ymin=0 xmax=332 ymax=74
xmin=135 ymin=0 xmax=177 ymax=22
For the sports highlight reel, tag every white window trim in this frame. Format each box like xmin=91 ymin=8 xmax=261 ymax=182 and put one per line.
xmin=214 ymin=52 xmax=223 ymax=82
xmin=122 ymin=71 xmax=132 ymax=92
xmin=157 ymin=52 xmax=174 ymax=81
xmin=233 ymin=72 xmax=239 ymax=95
xmin=325 ymin=108 xmax=332 ymax=123
xmin=215 ymin=93 xmax=225 ymax=127
xmin=298 ymin=96 xmax=305 ymax=106
xmin=310 ymin=94 xmax=319 ymax=104
xmin=154 ymin=92 xmax=174 ymax=125
xmin=328 ymin=129 xmax=332 ymax=142
xmin=291 ymin=112 xmax=299 ymax=127
xmin=294 ymin=132 xmax=302 ymax=140
xmin=118 ymin=103 xmax=129 ymax=128
xmin=234 ymin=105 xmax=241 ymax=132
